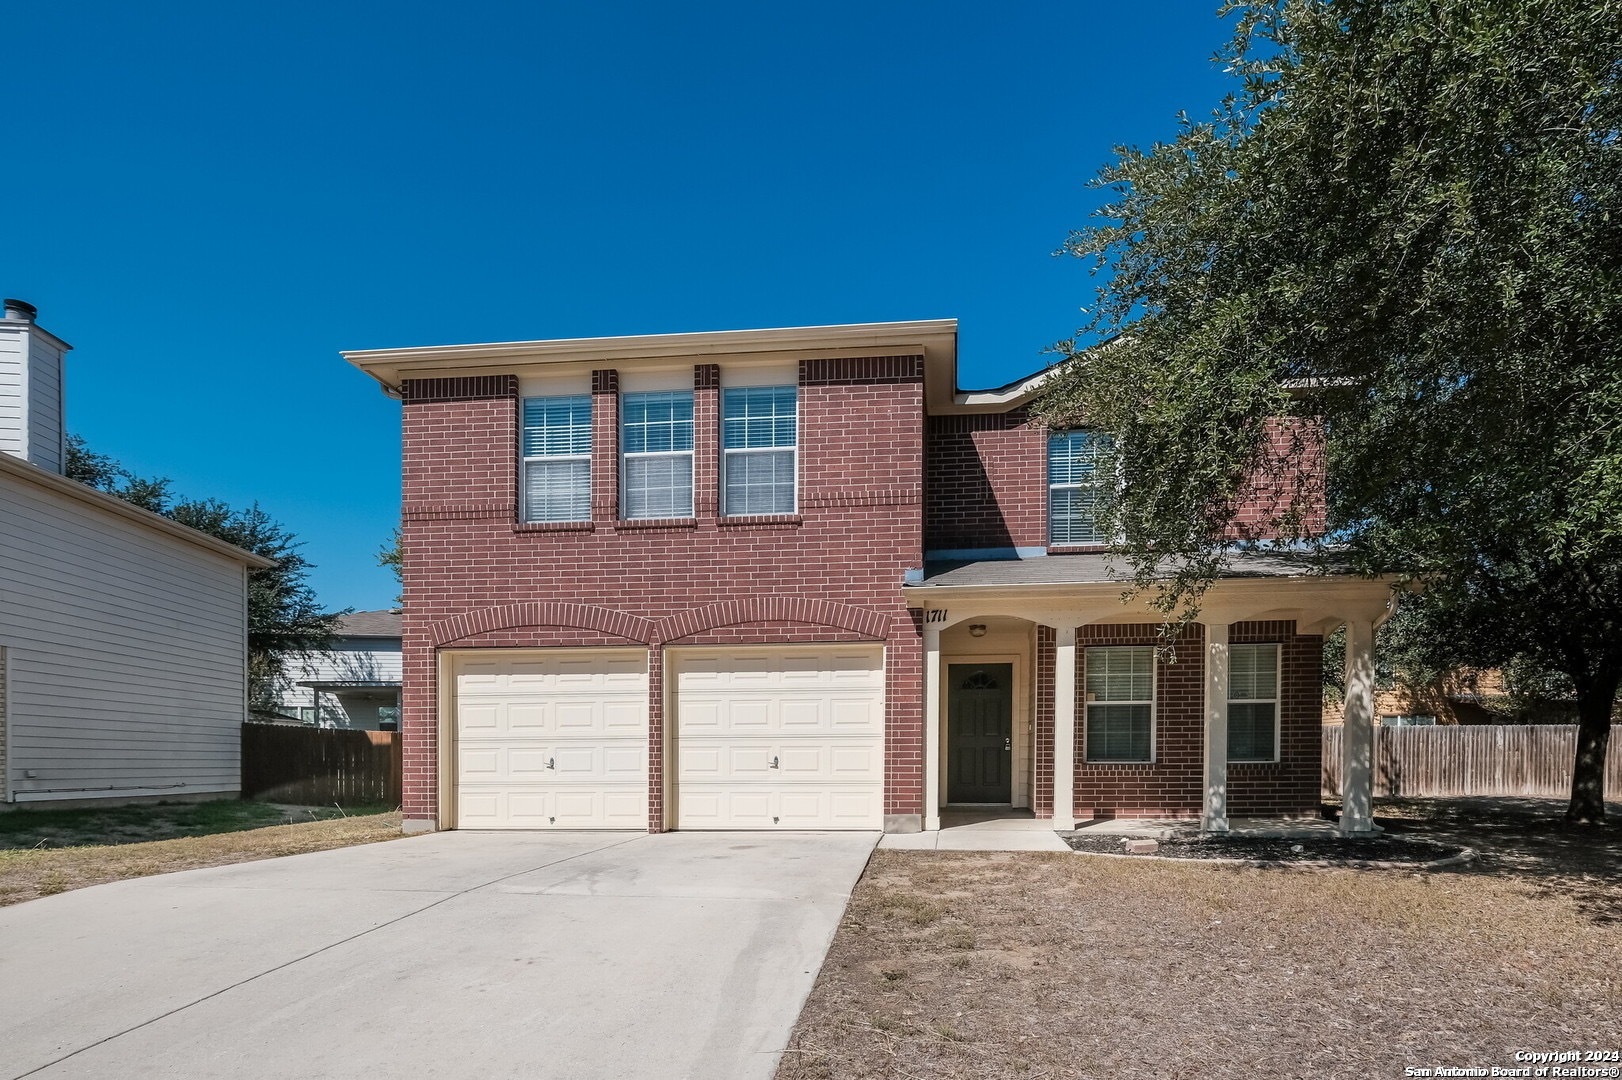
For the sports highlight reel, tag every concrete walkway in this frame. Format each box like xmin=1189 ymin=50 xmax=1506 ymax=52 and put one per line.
xmin=0 ymin=830 xmax=877 ymax=1080
xmin=878 ymin=814 xmax=1071 ymax=852
xmin=877 ymin=812 xmax=1344 ymax=852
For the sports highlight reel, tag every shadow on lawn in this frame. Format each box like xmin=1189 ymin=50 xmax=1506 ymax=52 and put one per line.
xmin=1369 ymin=796 xmax=1622 ymax=925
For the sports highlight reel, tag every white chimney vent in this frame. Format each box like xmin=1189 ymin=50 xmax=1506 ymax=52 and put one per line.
xmin=1 ymin=298 xmax=72 ymax=473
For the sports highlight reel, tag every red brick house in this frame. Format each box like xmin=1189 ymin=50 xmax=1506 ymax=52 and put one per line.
xmin=347 ymin=320 xmax=1392 ymax=837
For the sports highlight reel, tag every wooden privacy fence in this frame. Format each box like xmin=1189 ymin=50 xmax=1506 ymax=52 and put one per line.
xmin=242 ymin=723 xmax=402 ymax=806
xmin=1322 ymin=723 xmax=1622 ymax=798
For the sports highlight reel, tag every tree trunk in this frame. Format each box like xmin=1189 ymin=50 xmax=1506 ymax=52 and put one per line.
xmin=1565 ymin=668 xmax=1619 ymax=825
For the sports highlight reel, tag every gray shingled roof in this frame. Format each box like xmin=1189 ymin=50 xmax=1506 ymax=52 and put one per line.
xmin=916 ymin=551 xmax=1349 ymax=588
xmin=334 ymin=609 xmax=403 ymax=638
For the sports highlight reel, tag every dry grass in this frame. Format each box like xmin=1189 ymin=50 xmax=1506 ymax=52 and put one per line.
xmin=780 ymin=809 xmax=1622 ymax=1080
xmin=0 ymin=810 xmax=404 ymax=907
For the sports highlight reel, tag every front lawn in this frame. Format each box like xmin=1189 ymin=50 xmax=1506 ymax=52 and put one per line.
xmin=779 ymin=801 xmax=1621 ymax=1080
xmin=0 ymin=801 xmax=403 ymax=906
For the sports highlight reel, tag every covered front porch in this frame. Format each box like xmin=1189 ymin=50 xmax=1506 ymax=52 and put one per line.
xmin=902 ymin=553 xmax=1395 ymax=837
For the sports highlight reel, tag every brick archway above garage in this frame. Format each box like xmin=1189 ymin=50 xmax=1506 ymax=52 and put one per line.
xmin=659 ymin=597 xmax=891 ymax=643
xmin=432 ymin=602 xmax=657 ymax=647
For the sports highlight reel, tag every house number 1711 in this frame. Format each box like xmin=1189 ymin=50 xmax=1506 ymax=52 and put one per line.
xmin=924 ymin=610 xmax=949 ymax=625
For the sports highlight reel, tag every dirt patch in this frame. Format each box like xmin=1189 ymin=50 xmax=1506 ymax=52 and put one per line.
xmin=1063 ymin=832 xmax=1464 ymax=864
xmin=0 ymin=810 xmax=405 ymax=907
xmin=779 ymin=807 xmax=1621 ymax=1080
xmin=0 ymin=799 xmax=389 ymax=851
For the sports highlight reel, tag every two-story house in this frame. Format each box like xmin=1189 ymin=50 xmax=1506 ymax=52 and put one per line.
xmin=347 ymin=320 xmax=1393 ymax=837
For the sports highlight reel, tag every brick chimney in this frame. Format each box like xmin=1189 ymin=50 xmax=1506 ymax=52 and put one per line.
xmin=0 ymin=298 xmax=72 ymax=473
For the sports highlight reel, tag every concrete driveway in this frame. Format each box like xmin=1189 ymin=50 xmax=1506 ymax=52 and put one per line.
xmin=0 ymin=830 xmax=877 ymax=1080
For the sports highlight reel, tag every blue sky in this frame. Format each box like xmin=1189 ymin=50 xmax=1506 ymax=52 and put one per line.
xmin=2 ymin=1 xmax=1234 ymax=612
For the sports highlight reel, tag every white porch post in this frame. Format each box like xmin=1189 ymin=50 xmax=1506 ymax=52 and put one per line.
xmin=1201 ymin=621 xmax=1230 ymax=833
xmin=1053 ymin=625 xmax=1077 ymax=828
xmin=1340 ymin=616 xmax=1377 ymax=836
xmin=924 ymin=624 xmax=942 ymax=832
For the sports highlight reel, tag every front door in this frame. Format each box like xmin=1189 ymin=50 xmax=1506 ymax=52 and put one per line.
xmin=947 ymin=663 xmax=1013 ymax=803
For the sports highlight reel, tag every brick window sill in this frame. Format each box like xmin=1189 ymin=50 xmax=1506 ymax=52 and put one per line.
xmin=717 ymin=514 xmax=803 ymax=527
xmin=614 ymin=517 xmax=699 ymax=531
xmin=514 ymin=520 xmax=595 ymax=533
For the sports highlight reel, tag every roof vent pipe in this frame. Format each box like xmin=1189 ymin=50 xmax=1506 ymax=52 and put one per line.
xmin=3 ymin=298 xmax=37 ymax=321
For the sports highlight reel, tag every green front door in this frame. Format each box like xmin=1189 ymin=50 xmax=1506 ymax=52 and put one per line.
xmin=947 ymin=663 xmax=1013 ymax=803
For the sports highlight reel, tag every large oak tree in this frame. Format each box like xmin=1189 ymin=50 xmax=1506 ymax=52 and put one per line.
xmin=1034 ymin=0 xmax=1622 ymax=822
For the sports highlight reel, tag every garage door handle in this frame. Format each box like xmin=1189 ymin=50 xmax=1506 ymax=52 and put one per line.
xmin=546 ymin=757 xmax=556 ymax=770
xmin=770 ymin=756 xmax=780 ymax=769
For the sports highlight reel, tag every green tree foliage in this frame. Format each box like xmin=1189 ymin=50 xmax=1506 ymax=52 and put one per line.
xmin=1034 ymin=0 xmax=1622 ymax=822
xmin=377 ymin=527 xmax=403 ymax=605
xmin=65 ymin=435 xmax=341 ymax=705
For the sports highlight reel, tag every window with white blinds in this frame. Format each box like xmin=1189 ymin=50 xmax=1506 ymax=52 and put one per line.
xmin=622 ymin=390 xmax=694 ymax=519
xmin=1048 ymin=430 xmax=1111 ymax=545
xmin=722 ymin=385 xmax=797 ymax=515
xmin=1085 ymin=645 xmax=1155 ymax=762
xmin=1228 ymin=643 xmax=1280 ymax=762
xmin=520 ymin=396 xmax=592 ymax=522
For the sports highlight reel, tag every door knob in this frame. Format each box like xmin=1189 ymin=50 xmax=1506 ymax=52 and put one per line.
xmin=1004 ymin=737 xmax=1011 ymax=752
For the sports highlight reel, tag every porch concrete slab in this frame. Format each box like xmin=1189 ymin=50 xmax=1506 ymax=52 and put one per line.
xmin=934 ymin=829 xmax=1070 ymax=852
xmin=879 ymin=829 xmax=1070 ymax=852
xmin=936 ymin=816 xmax=1057 ymax=832
xmin=1 ymin=830 xmax=876 ymax=1080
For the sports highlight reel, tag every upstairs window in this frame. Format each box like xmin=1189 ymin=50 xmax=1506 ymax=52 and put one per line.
xmin=622 ymin=390 xmax=694 ymax=518
xmin=520 ymin=395 xmax=592 ymax=522
xmin=1228 ymin=643 xmax=1280 ymax=762
xmin=722 ymin=385 xmax=797 ymax=515
xmin=1048 ymin=430 xmax=1110 ymax=545
xmin=1085 ymin=645 xmax=1154 ymax=762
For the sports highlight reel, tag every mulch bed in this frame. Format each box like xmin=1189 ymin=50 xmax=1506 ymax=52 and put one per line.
xmin=1062 ymin=832 xmax=1465 ymax=864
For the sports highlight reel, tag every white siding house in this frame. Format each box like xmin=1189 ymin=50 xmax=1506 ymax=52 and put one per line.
xmin=0 ymin=299 xmax=272 ymax=805
xmin=272 ymin=611 xmax=403 ymax=730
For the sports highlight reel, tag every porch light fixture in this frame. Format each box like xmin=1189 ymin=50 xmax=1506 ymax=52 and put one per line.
xmin=968 ymin=624 xmax=988 ymax=637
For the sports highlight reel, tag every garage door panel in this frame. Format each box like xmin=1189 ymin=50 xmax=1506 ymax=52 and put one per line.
xmin=460 ymin=702 xmax=500 ymax=732
xmin=507 ymin=748 xmax=554 ymax=776
xmin=507 ymin=702 xmax=550 ymax=731
xmin=673 ymin=645 xmax=884 ymax=830
xmin=603 ymin=700 xmax=647 ymax=734
xmin=831 ymin=697 xmax=883 ymax=732
xmin=780 ymin=700 xmax=823 ymax=729
xmin=455 ymin=650 xmax=649 ymax=830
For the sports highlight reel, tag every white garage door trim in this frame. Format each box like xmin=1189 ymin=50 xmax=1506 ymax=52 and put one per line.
xmin=444 ymin=648 xmax=649 ymax=830
xmin=668 ymin=643 xmax=885 ymax=831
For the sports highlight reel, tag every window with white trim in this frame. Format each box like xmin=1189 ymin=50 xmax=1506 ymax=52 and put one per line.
xmin=1048 ymin=429 xmax=1110 ymax=545
xmin=1085 ymin=645 xmax=1154 ymax=762
xmin=520 ymin=395 xmax=592 ymax=522
xmin=621 ymin=390 xmax=694 ymax=519
xmin=722 ymin=385 xmax=797 ymax=515
xmin=1228 ymin=643 xmax=1280 ymax=762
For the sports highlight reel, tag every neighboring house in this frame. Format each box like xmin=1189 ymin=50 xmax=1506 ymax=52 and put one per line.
xmin=1 ymin=299 xmax=273 ymax=807
xmin=271 ymin=609 xmax=403 ymax=729
xmin=1322 ymin=668 xmax=1573 ymax=727
xmin=346 ymin=320 xmax=1393 ymax=836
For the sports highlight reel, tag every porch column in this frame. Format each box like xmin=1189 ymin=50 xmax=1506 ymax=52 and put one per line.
xmin=1340 ymin=616 xmax=1377 ymax=836
xmin=1052 ymin=625 xmax=1077 ymax=828
xmin=1201 ymin=622 xmax=1230 ymax=833
xmin=924 ymin=624 xmax=942 ymax=832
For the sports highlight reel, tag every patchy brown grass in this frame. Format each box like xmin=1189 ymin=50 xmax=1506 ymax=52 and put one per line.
xmin=0 ymin=810 xmax=404 ymax=907
xmin=780 ymin=809 xmax=1622 ymax=1080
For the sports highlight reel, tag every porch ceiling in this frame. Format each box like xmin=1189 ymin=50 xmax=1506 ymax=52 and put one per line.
xmin=903 ymin=552 xmax=1396 ymax=634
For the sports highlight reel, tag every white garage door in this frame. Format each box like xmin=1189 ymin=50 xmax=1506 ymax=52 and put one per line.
xmin=454 ymin=649 xmax=648 ymax=829
xmin=673 ymin=645 xmax=885 ymax=830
